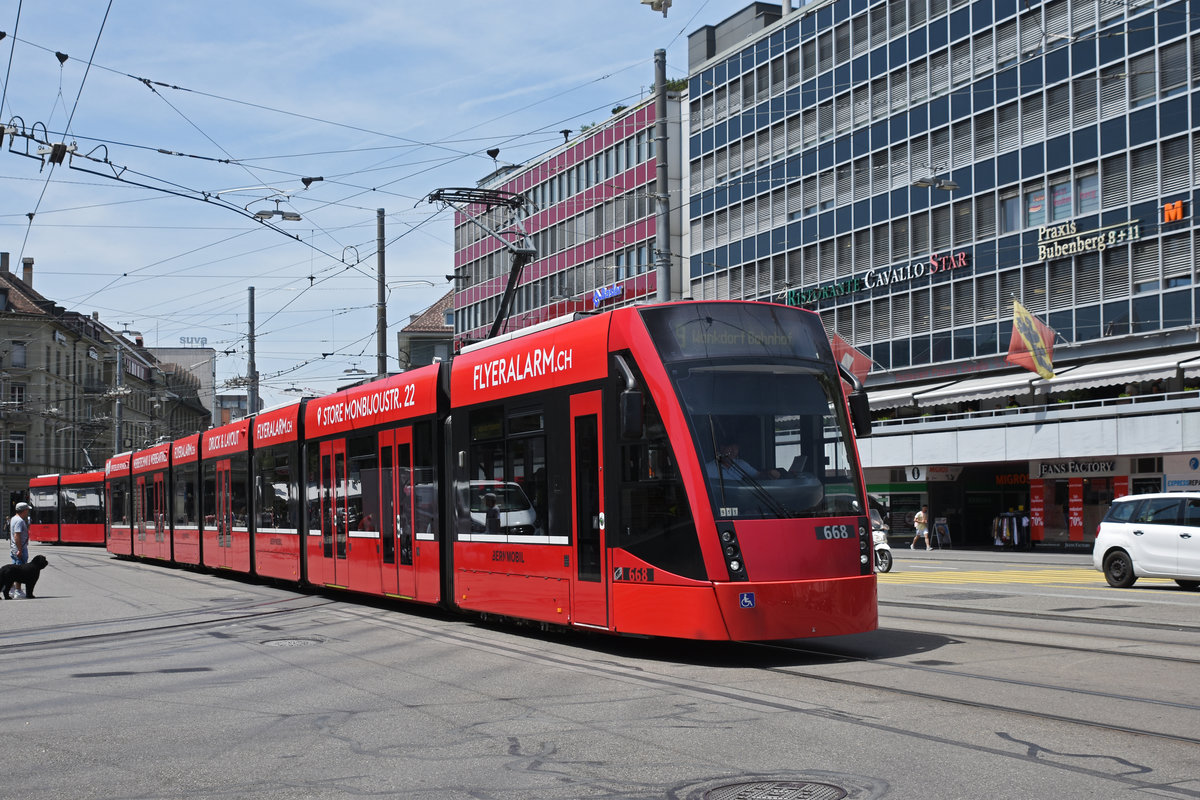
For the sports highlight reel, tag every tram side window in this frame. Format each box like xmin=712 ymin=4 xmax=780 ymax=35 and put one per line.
xmin=202 ymin=463 xmax=216 ymax=528
xmin=62 ymin=485 xmax=104 ymax=525
xmin=109 ymin=481 xmax=128 ymax=525
xmin=413 ymin=421 xmax=438 ymax=536
xmin=507 ymin=409 xmax=547 ymax=536
xmin=305 ymin=446 xmax=321 ymax=531
xmin=347 ymin=434 xmax=378 ymax=532
xmin=172 ymin=464 xmax=198 ymax=526
xmin=231 ymin=454 xmax=251 ymax=528
xmin=30 ymin=486 xmax=57 ymax=525
xmin=465 ymin=405 xmax=548 ymax=537
xmin=613 ymin=357 xmax=704 ymax=580
xmin=254 ymin=445 xmax=296 ymax=529
xmin=60 ymin=488 xmax=80 ymax=525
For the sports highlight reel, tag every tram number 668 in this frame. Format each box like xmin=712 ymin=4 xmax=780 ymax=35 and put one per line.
xmin=816 ymin=525 xmax=853 ymax=540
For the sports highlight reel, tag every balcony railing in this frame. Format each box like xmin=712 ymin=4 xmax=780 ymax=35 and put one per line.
xmin=871 ymin=389 xmax=1200 ymax=433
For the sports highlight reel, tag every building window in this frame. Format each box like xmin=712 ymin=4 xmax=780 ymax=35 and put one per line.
xmin=8 ymin=382 xmax=25 ymax=408
xmin=1024 ymin=185 xmax=1046 ymax=228
xmin=10 ymin=342 xmax=25 ymax=368
xmin=1075 ymin=171 xmax=1099 ymax=214
xmin=8 ymin=432 xmax=24 ymax=465
xmin=1000 ymin=190 xmax=1021 ymax=232
xmin=443 ymin=309 xmax=454 ymax=327
xmin=1048 ymin=176 xmax=1072 ymax=222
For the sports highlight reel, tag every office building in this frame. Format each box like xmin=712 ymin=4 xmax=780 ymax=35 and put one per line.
xmin=686 ymin=0 xmax=1200 ymax=547
xmin=449 ymin=95 xmax=683 ymax=342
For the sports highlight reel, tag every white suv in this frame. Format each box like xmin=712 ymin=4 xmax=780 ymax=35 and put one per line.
xmin=1093 ymin=492 xmax=1200 ymax=589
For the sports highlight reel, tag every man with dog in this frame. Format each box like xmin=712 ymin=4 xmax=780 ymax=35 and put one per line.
xmin=8 ymin=501 xmax=30 ymax=598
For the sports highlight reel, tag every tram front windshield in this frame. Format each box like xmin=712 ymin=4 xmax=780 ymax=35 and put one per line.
xmin=641 ymin=303 xmax=866 ymax=521
xmin=676 ymin=364 xmax=863 ymax=519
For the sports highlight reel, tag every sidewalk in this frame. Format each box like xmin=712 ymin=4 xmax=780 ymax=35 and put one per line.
xmin=893 ymin=544 xmax=1094 ymax=567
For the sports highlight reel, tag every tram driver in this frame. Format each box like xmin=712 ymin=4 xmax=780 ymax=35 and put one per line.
xmin=707 ymin=441 xmax=781 ymax=481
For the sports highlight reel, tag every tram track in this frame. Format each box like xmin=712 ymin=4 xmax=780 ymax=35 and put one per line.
xmin=322 ymin=602 xmax=1200 ymax=752
xmin=880 ymin=597 xmax=1200 ymax=635
xmin=751 ymin=639 xmax=1200 ymax=746
xmin=0 ymin=593 xmax=334 ymax=653
xmin=7 ymin=577 xmax=1199 ymax=798
xmin=877 ymin=617 xmax=1200 ymax=666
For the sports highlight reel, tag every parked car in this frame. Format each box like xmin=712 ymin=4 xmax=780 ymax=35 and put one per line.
xmin=1092 ymin=492 xmax=1200 ymax=589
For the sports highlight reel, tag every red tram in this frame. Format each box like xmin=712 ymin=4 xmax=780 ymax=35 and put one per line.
xmin=27 ymin=471 xmax=106 ymax=545
xmin=91 ymin=301 xmax=877 ymax=641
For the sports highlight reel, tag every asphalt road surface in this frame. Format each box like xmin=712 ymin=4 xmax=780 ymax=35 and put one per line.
xmin=2 ymin=544 xmax=1197 ymax=800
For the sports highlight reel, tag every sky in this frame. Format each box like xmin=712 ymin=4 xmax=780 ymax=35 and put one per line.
xmin=0 ymin=0 xmax=756 ymax=409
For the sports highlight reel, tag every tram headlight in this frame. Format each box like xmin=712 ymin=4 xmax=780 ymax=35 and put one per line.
xmin=718 ymin=524 xmax=747 ymax=581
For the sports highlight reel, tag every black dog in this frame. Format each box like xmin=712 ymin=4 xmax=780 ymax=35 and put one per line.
xmin=0 ymin=554 xmax=48 ymax=599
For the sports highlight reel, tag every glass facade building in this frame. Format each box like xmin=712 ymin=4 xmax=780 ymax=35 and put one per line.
xmin=686 ymin=0 xmax=1200 ymax=547
xmin=688 ymin=0 xmax=1196 ymax=360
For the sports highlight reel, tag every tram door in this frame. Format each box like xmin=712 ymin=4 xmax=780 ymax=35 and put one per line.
xmin=316 ymin=440 xmax=350 ymax=587
xmin=570 ymin=390 xmax=608 ymax=627
xmin=215 ymin=459 xmax=233 ymax=567
xmin=378 ymin=428 xmax=416 ymax=598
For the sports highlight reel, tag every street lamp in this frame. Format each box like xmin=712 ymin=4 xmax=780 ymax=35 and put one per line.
xmin=248 ymin=197 xmax=302 ymax=221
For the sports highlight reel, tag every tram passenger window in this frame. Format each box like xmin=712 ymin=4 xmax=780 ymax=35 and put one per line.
xmin=507 ymin=413 xmax=547 ymax=535
xmin=172 ymin=464 xmax=198 ymax=526
xmin=380 ymin=445 xmax=395 ymax=563
xmin=109 ymin=483 xmax=127 ymax=525
xmin=347 ymin=434 xmax=377 ymax=531
xmin=60 ymin=489 xmax=78 ymax=525
xmin=230 ymin=454 xmax=251 ymax=529
xmin=413 ymin=421 xmax=438 ymax=537
xmin=254 ymin=446 xmax=295 ymax=530
xmin=305 ymin=446 xmax=322 ymax=530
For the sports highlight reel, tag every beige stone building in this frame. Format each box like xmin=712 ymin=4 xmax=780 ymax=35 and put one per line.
xmin=0 ymin=254 xmax=208 ymax=514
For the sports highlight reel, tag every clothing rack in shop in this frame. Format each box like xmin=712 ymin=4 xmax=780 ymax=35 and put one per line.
xmin=991 ymin=511 xmax=1030 ymax=550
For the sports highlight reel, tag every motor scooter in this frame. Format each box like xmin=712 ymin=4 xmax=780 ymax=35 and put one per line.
xmin=870 ymin=508 xmax=892 ymax=573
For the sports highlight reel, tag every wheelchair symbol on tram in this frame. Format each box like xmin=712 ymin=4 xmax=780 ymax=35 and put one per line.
xmin=739 ymin=592 xmax=756 ymax=609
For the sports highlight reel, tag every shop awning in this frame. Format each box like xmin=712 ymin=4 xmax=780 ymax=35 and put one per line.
xmin=865 ymin=380 xmax=956 ymax=410
xmin=912 ymin=371 xmax=1039 ymax=406
xmin=1032 ymin=349 xmax=1200 ymax=393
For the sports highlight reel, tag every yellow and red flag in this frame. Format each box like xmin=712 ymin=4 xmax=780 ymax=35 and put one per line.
xmin=1006 ymin=300 xmax=1055 ymax=379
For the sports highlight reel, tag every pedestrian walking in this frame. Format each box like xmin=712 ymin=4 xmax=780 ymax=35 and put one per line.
xmin=8 ymin=501 xmax=31 ymax=598
xmin=910 ymin=504 xmax=931 ymax=550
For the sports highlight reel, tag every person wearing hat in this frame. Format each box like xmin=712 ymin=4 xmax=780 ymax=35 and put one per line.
xmin=8 ymin=501 xmax=31 ymax=598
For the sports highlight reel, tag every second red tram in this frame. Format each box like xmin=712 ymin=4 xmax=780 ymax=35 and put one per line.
xmin=96 ymin=301 xmax=876 ymax=641
xmin=28 ymin=471 xmax=106 ymax=545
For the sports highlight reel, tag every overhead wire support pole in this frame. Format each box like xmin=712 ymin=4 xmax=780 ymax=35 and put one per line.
xmin=376 ymin=208 xmax=387 ymax=379
xmin=425 ymin=188 xmax=536 ymax=340
xmin=653 ymin=48 xmax=672 ymax=303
